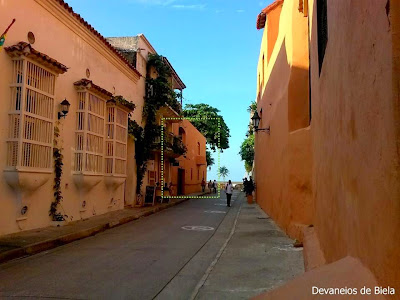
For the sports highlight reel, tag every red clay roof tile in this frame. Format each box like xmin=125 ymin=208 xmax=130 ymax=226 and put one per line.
xmin=73 ymin=78 xmax=113 ymax=98
xmin=5 ymin=41 xmax=68 ymax=73
xmin=256 ymin=0 xmax=284 ymax=30
xmin=55 ymin=0 xmax=141 ymax=78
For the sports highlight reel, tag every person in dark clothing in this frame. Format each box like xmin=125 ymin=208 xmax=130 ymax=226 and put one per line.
xmin=225 ymin=180 xmax=233 ymax=207
xmin=213 ymin=180 xmax=217 ymax=193
xmin=201 ymin=178 xmax=206 ymax=192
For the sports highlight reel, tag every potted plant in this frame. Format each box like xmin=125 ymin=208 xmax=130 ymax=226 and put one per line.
xmin=244 ymin=179 xmax=254 ymax=204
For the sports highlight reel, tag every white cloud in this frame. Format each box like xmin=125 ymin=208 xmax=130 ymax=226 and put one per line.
xmin=128 ymin=0 xmax=206 ymax=9
xmin=236 ymin=9 xmax=245 ymax=13
xmin=172 ymin=4 xmax=206 ymax=10
xmin=127 ymin=0 xmax=176 ymax=5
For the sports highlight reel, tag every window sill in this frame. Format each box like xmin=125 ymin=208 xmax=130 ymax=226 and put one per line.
xmin=4 ymin=169 xmax=51 ymax=193
xmin=72 ymin=173 xmax=102 ymax=192
xmin=104 ymin=175 xmax=126 ymax=190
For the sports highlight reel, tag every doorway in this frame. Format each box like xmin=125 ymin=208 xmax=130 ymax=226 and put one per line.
xmin=177 ymin=168 xmax=185 ymax=195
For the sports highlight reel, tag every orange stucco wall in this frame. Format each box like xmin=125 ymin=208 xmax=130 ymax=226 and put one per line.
xmin=254 ymin=0 xmax=313 ymax=241
xmin=0 ymin=0 xmax=142 ymax=235
xmin=308 ymin=0 xmax=400 ymax=292
xmin=172 ymin=120 xmax=207 ymax=195
xmin=256 ymin=0 xmax=400 ymax=294
xmin=266 ymin=5 xmax=282 ymax=64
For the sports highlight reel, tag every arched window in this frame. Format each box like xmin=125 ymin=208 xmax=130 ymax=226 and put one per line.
xmin=179 ymin=126 xmax=186 ymax=145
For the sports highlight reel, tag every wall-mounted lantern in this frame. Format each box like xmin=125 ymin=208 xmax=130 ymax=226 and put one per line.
xmin=251 ymin=110 xmax=270 ymax=134
xmin=58 ymin=98 xmax=70 ymax=119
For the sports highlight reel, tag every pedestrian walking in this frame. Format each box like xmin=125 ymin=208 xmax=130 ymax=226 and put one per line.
xmin=243 ymin=177 xmax=248 ymax=192
xmin=208 ymin=180 xmax=213 ymax=193
xmin=213 ymin=180 xmax=217 ymax=193
xmin=201 ymin=178 xmax=206 ymax=192
xmin=225 ymin=180 xmax=233 ymax=207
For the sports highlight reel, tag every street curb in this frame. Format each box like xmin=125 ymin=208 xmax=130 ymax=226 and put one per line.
xmin=0 ymin=194 xmax=204 ymax=265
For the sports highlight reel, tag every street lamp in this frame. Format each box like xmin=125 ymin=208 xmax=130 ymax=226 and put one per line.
xmin=251 ymin=110 xmax=270 ymax=134
xmin=58 ymin=98 xmax=71 ymax=119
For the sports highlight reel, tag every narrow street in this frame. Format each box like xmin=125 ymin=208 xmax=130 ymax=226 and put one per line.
xmin=0 ymin=191 xmax=303 ymax=300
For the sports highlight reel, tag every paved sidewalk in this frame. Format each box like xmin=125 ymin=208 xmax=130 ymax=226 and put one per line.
xmin=0 ymin=192 xmax=207 ymax=265
xmin=194 ymin=198 xmax=305 ymax=299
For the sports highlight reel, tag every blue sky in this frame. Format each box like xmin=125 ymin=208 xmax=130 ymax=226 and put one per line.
xmin=66 ymin=0 xmax=273 ymax=181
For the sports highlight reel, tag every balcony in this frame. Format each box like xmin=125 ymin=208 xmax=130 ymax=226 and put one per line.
xmin=195 ymin=155 xmax=207 ymax=165
xmin=157 ymin=103 xmax=182 ymax=122
xmin=152 ymin=132 xmax=187 ymax=158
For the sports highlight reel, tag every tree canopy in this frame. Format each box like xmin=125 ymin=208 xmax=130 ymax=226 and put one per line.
xmin=206 ymin=150 xmax=214 ymax=167
xmin=239 ymin=100 xmax=256 ymax=173
xmin=218 ymin=166 xmax=229 ymax=181
xmin=239 ymin=134 xmax=254 ymax=173
xmin=183 ymin=104 xmax=230 ymax=152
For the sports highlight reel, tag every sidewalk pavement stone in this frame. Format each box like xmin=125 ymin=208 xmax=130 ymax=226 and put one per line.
xmin=195 ymin=198 xmax=305 ymax=300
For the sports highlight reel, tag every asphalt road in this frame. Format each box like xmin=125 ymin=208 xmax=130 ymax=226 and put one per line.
xmin=0 ymin=191 xmax=242 ymax=300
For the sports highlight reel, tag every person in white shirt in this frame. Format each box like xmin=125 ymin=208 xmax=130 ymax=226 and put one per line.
xmin=225 ymin=180 xmax=233 ymax=207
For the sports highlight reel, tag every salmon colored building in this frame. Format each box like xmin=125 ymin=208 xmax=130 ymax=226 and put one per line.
xmin=0 ymin=0 xmax=206 ymax=236
xmin=107 ymin=36 xmax=207 ymax=197
xmin=254 ymin=0 xmax=400 ymax=297
xmin=172 ymin=119 xmax=207 ymax=195
xmin=0 ymin=0 xmax=141 ymax=236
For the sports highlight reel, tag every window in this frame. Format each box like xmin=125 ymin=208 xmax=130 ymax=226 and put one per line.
xmin=148 ymin=170 xmax=156 ymax=186
xmin=191 ymin=168 xmax=193 ymax=180
xmin=197 ymin=168 xmax=200 ymax=180
xmin=105 ymin=103 xmax=128 ymax=176
xmin=6 ymin=59 xmax=55 ymax=170
xmin=74 ymin=92 xmax=105 ymax=174
xmin=317 ymin=0 xmax=328 ymax=75
xmin=197 ymin=142 xmax=200 ymax=155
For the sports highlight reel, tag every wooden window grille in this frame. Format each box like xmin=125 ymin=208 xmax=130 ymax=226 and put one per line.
xmin=317 ymin=0 xmax=328 ymax=75
xmin=105 ymin=104 xmax=128 ymax=176
xmin=74 ymin=92 xmax=105 ymax=174
xmin=6 ymin=59 xmax=55 ymax=170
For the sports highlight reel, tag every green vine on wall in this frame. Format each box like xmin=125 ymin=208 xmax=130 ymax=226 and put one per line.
xmin=49 ymin=125 xmax=67 ymax=221
xmin=128 ymin=53 xmax=184 ymax=194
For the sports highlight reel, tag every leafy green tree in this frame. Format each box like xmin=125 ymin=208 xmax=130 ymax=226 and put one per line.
xmin=206 ymin=150 xmax=214 ymax=167
xmin=183 ymin=104 xmax=230 ymax=152
xmin=247 ymin=101 xmax=257 ymax=114
xmin=239 ymin=132 xmax=255 ymax=173
xmin=218 ymin=166 xmax=229 ymax=181
xmin=247 ymin=101 xmax=257 ymax=136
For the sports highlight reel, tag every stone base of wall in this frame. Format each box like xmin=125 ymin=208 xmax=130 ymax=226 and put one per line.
xmin=252 ymin=256 xmax=385 ymax=300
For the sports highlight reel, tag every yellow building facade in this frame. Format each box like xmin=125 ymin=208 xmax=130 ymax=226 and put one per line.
xmin=254 ymin=0 xmax=312 ymax=242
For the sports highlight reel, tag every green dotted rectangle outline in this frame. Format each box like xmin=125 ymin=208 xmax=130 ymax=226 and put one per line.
xmin=160 ymin=117 xmax=221 ymax=199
